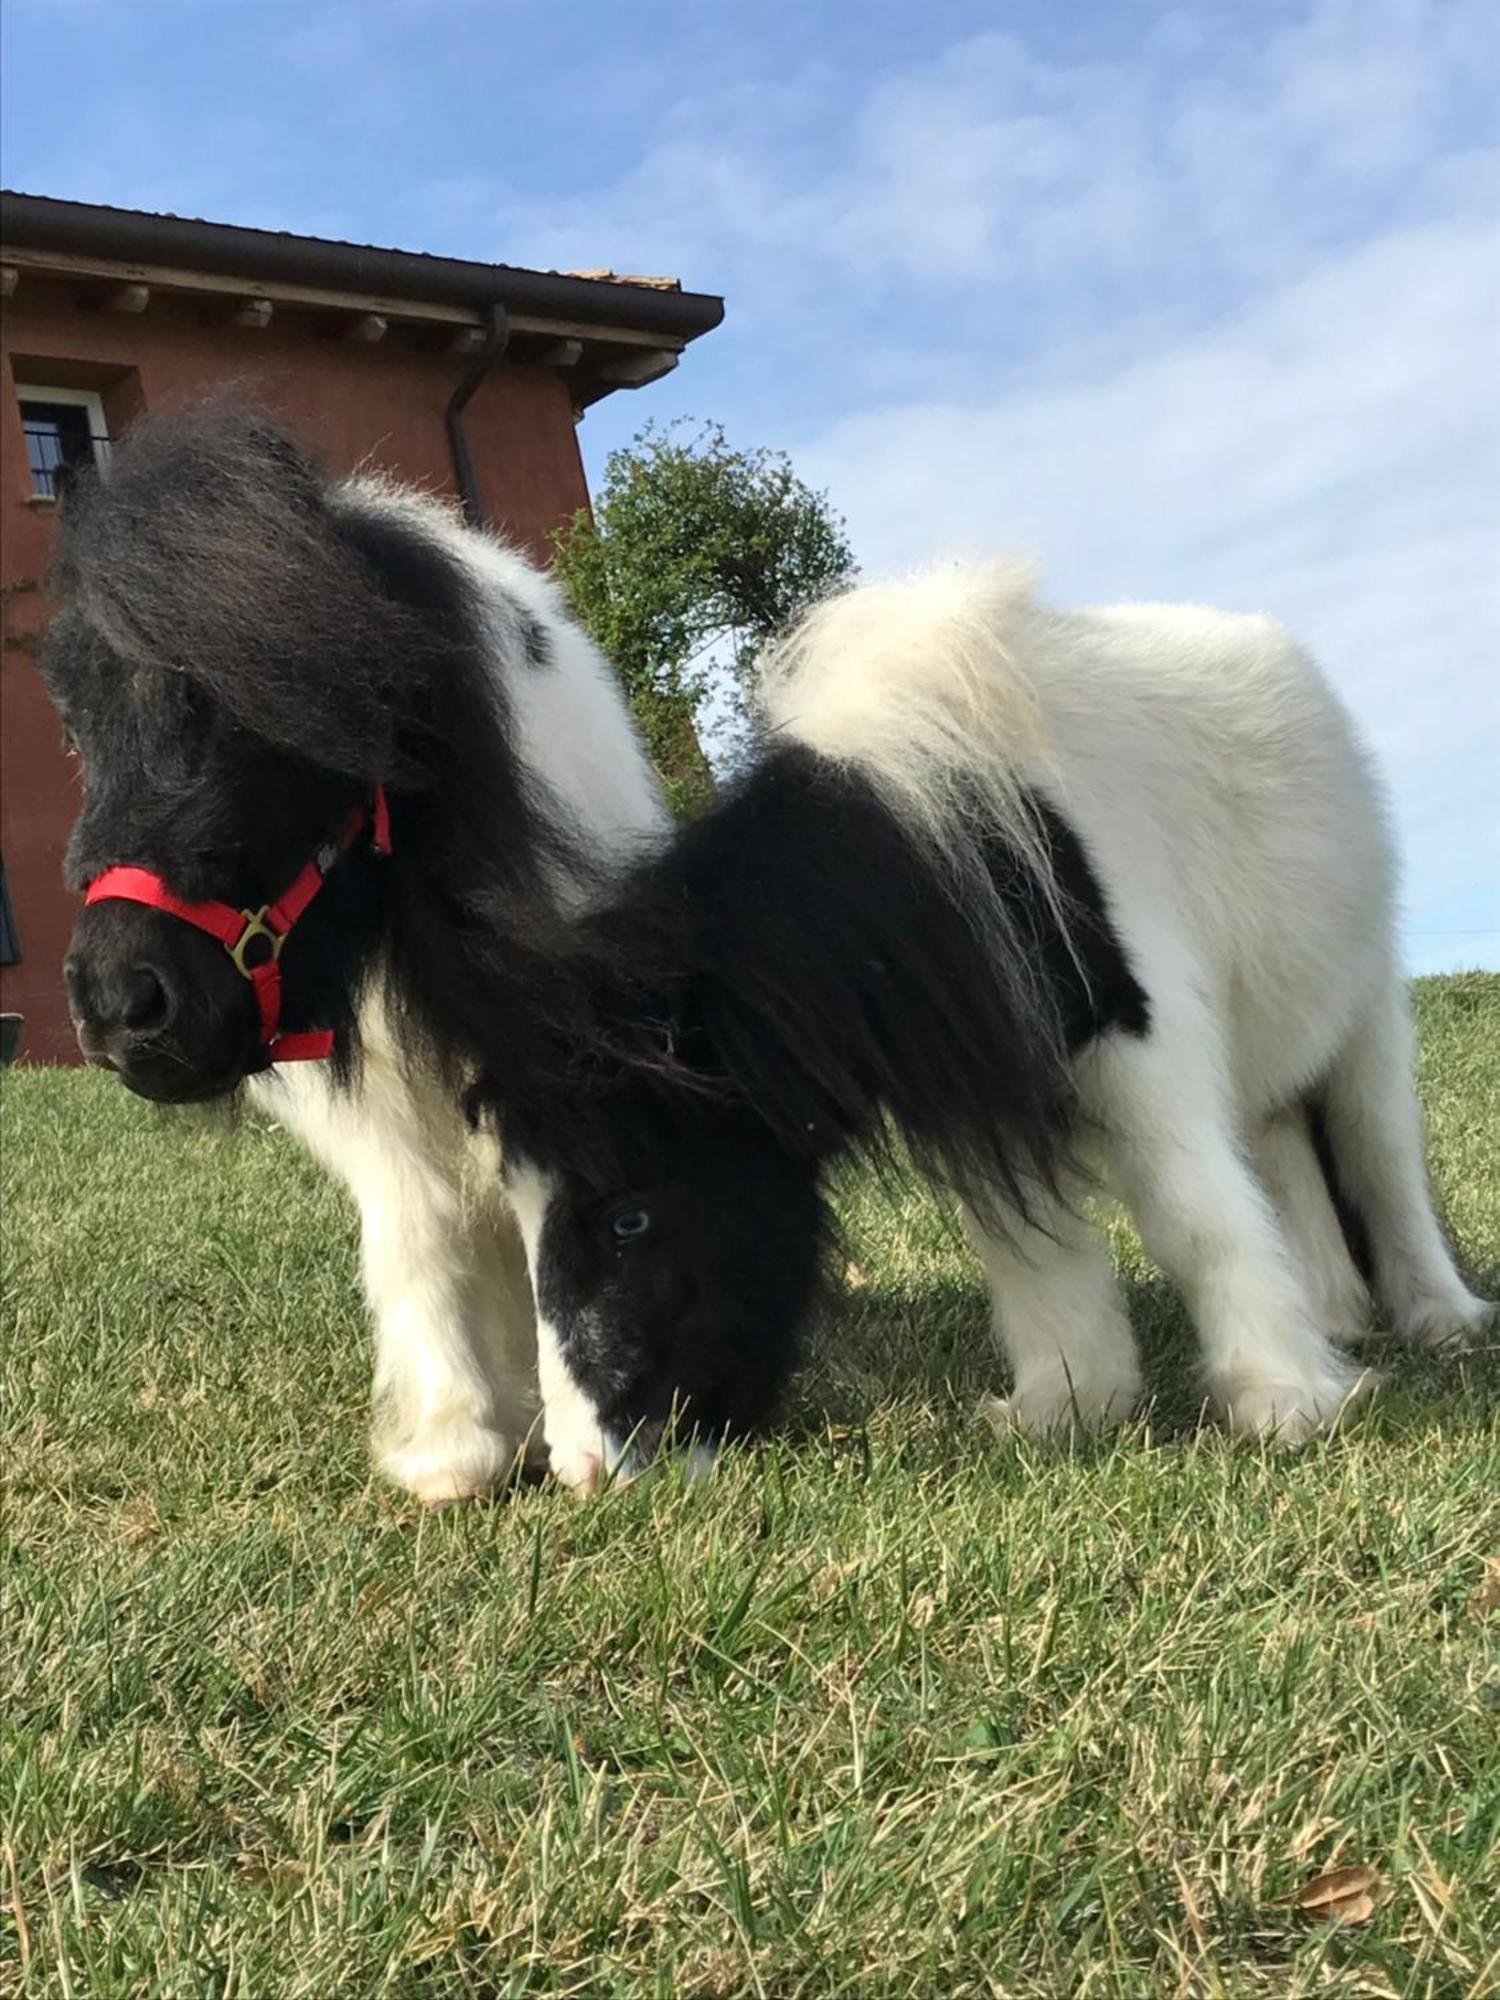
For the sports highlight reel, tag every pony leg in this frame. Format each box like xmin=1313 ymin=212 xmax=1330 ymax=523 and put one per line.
xmin=1250 ymin=1106 xmax=1372 ymax=1346
xmin=360 ymin=1162 xmax=541 ymax=1506
xmin=502 ymin=1161 xmax=610 ymax=1495
xmin=264 ymin=1060 xmax=540 ymax=1505
xmin=964 ymin=1188 xmax=1141 ymax=1435
xmin=1091 ymin=1026 xmax=1370 ymax=1440
xmin=1318 ymin=976 xmax=1493 ymax=1348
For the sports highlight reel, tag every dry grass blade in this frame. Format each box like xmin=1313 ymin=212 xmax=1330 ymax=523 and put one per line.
xmin=3 ymin=1839 xmax=31 ymax=1972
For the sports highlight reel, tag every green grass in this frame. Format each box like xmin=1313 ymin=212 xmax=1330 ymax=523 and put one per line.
xmin=3 ymin=975 xmax=1497 ymax=2000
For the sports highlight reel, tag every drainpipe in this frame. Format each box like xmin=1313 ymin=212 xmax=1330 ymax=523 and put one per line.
xmin=445 ymin=301 xmax=509 ymax=529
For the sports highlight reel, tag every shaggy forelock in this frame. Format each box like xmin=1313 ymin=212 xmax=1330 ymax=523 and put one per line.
xmin=54 ymin=399 xmax=457 ymax=784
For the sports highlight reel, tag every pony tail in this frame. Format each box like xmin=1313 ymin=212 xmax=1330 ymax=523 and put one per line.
xmin=760 ymin=561 xmax=1100 ymax=1074
xmin=761 ymin=562 xmax=1055 ymax=874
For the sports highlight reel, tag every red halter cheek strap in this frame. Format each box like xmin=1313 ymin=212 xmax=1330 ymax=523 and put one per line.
xmin=84 ymin=787 xmax=391 ymax=1064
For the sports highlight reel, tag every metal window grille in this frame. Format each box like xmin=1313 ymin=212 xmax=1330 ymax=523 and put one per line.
xmin=21 ymin=403 xmax=111 ymax=498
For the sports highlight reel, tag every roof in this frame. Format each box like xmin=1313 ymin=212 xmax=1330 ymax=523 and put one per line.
xmin=0 ymin=191 xmax=724 ymax=407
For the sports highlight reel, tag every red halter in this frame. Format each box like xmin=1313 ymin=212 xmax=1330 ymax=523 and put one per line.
xmin=84 ymin=787 xmax=391 ymax=1064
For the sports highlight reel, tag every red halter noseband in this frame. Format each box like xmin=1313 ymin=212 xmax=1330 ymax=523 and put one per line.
xmin=84 ymin=787 xmax=391 ymax=1064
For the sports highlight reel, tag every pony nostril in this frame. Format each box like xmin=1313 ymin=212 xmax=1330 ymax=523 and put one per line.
xmin=120 ymin=966 xmax=170 ymax=1032
xmin=66 ymin=953 xmax=172 ymax=1038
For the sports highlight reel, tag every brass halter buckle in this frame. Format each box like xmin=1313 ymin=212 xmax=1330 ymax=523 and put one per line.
xmin=228 ymin=908 xmax=286 ymax=979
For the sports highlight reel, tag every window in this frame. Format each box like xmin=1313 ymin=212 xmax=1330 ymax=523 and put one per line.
xmin=16 ymin=384 xmax=111 ymax=499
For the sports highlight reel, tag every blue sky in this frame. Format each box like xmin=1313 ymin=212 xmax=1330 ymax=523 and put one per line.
xmin=4 ymin=0 xmax=1496 ymax=969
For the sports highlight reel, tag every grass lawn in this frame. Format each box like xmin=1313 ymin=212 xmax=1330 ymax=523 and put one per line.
xmin=2 ymin=974 xmax=1497 ymax=2000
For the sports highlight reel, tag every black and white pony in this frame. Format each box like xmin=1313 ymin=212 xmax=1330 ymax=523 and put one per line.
xmin=474 ymin=563 xmax=1494 ymax=1489
xmin=43 ymin=402 xmax=667 ymax=1505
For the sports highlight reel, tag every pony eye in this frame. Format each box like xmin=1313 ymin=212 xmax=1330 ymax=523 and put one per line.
xmin=611 ymin=1208 xmax=651 ymax=1243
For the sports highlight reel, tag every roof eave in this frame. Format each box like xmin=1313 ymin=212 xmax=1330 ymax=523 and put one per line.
xmin=0 ymin=191 xmax=724 ymax=344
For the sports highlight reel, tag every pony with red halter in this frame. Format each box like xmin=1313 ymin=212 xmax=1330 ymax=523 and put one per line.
xmin=39 ymin=399 xmax=667 ymax=1506
xmin=85 ymin=788 xmax=391 ymax=1065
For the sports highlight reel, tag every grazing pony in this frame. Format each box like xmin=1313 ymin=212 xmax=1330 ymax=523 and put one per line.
xmin=40 ymin=403 xmax=667 ymax=1505
xmin=477 ymin=564 xmax=1494 ymax=1489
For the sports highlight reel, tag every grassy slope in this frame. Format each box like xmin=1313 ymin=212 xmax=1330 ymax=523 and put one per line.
xmin=2 ymin=976 xmax=1496 ymax=2000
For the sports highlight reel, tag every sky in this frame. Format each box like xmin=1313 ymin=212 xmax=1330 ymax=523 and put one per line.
xmin=3 ymin=0 xmax=1496 ymax=970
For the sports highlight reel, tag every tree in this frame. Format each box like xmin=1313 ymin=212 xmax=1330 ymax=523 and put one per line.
xmin=552 ymin=420 xmax=856 ymax=809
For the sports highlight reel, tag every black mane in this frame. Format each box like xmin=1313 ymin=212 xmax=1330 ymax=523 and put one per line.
xmin=485 ymin=744 xmax=1148 ymax=1220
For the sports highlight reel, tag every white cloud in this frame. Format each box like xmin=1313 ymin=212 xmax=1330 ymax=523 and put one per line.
xmin=796 ymin=212 xmax=1499 ymax=956
xmin=483 ymin=0 xmax=1493 ymax=310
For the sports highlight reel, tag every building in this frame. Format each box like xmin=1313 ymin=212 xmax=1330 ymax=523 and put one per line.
xmin=0 ymin=192 xmax=723 ymax=1062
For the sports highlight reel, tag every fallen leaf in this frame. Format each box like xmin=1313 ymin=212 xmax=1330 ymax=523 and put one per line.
xmin=1467 ymin=1559 xmax=1500 ymax=1621
xmin=1294 ymin=1865 xmax=1378 ymax=1907
xmin=1277 ymin=1863 xmax=1381 ymax=1925
xmin=843 ymin=1261 xmax=869 ymax=1290
xmin=1338 ymin=1888 xmax=1375 ymax=1922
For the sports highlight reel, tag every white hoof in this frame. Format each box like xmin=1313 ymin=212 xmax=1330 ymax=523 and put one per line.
xmin=981 ymin=1358 xmax=1140 ymax=1438
xmin=548 ymin=1443 xmax=604 ymax=1498
xmin=544 ymin=1388 xmax=610 ymax=1497
xmin=1213 ymin=1360 xmax=1375 ymax=1443
xmin=380 ymin=1417 xmax=528 ymax=1507
xmin=1395 ymin=1291 xmax=1495 ymax=1353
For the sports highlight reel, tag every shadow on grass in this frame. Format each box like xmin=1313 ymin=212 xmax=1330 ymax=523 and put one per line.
xmin=782 ymin=1247 xmax=1500 ymax=1453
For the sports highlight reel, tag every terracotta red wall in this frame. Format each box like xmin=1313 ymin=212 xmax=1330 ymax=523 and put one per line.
xmin=1 ymin=279 xmax=593 ymax=1061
